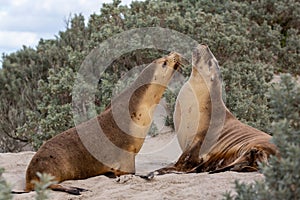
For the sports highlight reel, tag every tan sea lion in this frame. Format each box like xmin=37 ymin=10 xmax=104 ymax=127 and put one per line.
xmin=145 ymin=44 xmax=278 ymax=178
xmin=24 ymin=52 xmax=182 ymax=195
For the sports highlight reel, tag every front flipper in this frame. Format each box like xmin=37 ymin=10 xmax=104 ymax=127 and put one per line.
xmin=139 ymin=164 xmax=186 ymax=180
xmin=140 ymin=159 xmax=201 ymax=180
xmin=50 ymin=184 xmax=89 ymax=195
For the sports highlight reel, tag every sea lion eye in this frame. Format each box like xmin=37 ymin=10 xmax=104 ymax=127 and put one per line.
xmin=174 ymin=63 xmax=179 ymax=70
xmin=162 ymin=61 xmax=167 ymax=68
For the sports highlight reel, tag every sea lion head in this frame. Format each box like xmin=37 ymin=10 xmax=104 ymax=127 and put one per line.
xmin=132 ymin=52 xmax=182 ymax=89
xmin=191 ymin=44 xmax=223 ymax=101
xmin=150 ymin=52 xmax=182 ymax=84
xmin=192 ymin=44 xmax=221 ymax=84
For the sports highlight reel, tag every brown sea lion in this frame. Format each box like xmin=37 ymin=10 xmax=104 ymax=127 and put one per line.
xmin=24 ymin=52 xmax=182 ymax=194
xmin=145 ymin=44 xmax=278 ymax=178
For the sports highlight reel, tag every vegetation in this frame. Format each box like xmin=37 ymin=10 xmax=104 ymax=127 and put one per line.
xmin=0 ymin=169 xmax=56 ymax=200
xmin=0 ymin=168 xmax=12 ymax=200
xmin=33 ymin=172 xmax=57 ymax=200
xmin=224 ymin=74 xmax=300 ymax=200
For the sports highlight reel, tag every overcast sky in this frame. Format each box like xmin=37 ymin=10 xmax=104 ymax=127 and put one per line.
xmin=0 ymin=0 xmax=133 ymax=57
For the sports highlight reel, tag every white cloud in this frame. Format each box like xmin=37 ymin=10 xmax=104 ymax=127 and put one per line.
xmin=0 ymin=0 xmax=142 ymax=62
xmin=0 ymin=0 xmax=118 ymax=56
xmin=0 ymin=31 xmax=53 ymax=51
xmin=0 ymin=0 xmax=107 ymax=32
xmin=11 ymin=0 xmax=28 ymax=7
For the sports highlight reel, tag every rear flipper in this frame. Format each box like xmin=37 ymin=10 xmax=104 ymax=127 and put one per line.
xmin=50 ymin=184 xmax=89 ymax=195
xmin=209 ymin=148 xmax=261 ymax=174
xmin=209 ymin=163 xmax=258 ymax=174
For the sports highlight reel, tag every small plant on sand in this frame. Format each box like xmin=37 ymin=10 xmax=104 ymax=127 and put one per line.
xmin=33 ymin=172 xmax=57 ymax=200
xmin=0 ymin=168 xmax=12 ymax=200
xmin=148 ymin=123 xmax=159 ymax=137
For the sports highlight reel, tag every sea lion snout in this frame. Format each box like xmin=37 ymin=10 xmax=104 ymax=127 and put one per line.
xmin=192 ymin=44 xmax=220 ymax=82
xmin=192 ymin=44 xmax=216 ymax=67
xmin=166 ymin=52 xmax=182 ymax=71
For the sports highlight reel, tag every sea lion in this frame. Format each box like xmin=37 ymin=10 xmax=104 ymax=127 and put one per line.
xmin=24 ymin=52 xmax=182 ymax=195
xmin=145 ymin=44 xmax=278 ymax=178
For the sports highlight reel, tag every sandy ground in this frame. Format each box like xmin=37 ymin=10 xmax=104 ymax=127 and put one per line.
xmin=0 ymin=132 xmax=264 ymax=200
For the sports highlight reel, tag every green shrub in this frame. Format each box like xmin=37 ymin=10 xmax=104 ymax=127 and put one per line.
xmin=164 ymin=83 xmax=183 ymax=129
xmin=222 ymin=61 xmax=273 ymax=132
xmin=224 ymin=74 xmax=300 ymax=200
xmin=16 ymin=67 xmax=75 ymax=150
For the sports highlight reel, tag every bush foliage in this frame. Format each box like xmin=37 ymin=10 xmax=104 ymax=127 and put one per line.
xmin=0 ymin=0 xmax=299 ymax=154
xmin=224 ymin=74 xmax=300 ymax=200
